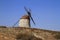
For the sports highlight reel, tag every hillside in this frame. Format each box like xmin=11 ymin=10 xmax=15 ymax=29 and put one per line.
xmin=0 ymin=26 xmax=60 ymax=40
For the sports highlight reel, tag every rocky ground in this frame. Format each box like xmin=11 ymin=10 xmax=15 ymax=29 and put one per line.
xmin=0 ymin=26 xmax=60 ymax=40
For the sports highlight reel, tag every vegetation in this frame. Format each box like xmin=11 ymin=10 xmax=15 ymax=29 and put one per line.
xmin=0 ymin=26 xmax=6 ymax=28
xmin=54 ymin=33 xmax=60 ymax=39
xmin=16 ymin=34 xmax=42 ymax=40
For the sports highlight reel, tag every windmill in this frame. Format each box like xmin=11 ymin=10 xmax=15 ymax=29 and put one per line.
xmin=13 ymin=7 xmax=35 ymax=28
xmin=24 ymin=7 xmax=35 ymax=25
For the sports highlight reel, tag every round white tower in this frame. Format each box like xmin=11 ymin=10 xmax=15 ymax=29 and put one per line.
xmin=19 ymin=15 xmax=30 ymax=28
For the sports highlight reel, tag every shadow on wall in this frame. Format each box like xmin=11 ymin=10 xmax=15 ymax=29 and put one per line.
xmin=16 ymin=34 xmax=42 ymax=40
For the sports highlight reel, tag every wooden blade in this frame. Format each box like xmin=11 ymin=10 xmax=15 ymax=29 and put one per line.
xmin=12 ymin=19 xmax=20 ymax=27
xmin=24 ymin=7 xmax=35 ymax=25
xmin=24 ymin=7 xmax=28 ymax=13
xmin=24 ymin=7 xmax=31 ymax=15
xmin=28 ymin=8 xmax=36 ymax=25
xmin=30 ymin=15 xmax=35 ymax=25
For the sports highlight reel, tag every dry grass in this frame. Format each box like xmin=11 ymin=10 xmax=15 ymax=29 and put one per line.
xmin=0 ymin=26 xmax=60 ymax=40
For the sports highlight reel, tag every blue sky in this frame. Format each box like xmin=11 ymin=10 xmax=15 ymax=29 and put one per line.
xmin=0 ymin=0 xmax=60 ymax=31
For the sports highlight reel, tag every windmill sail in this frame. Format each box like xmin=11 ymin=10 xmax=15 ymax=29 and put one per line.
xmin=12 ymin=19 xmax=20 ymax=27
xmin=12 ymin=7 xmax=35 ymax=27
xmin=24 ymin=7 xmax=35 ymax=25
xmin=30 ymin=15 xmax=35 ymax=25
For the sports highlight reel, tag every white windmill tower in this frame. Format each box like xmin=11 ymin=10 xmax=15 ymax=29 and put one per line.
xmin=13 ymin=7 xmax=35 ymax=28
xmin=19 ymin=15 xmax=30 ymax=27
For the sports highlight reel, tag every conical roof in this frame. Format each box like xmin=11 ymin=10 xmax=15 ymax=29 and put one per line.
xmin=21 ymin=15 xmax=30 ymax=19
